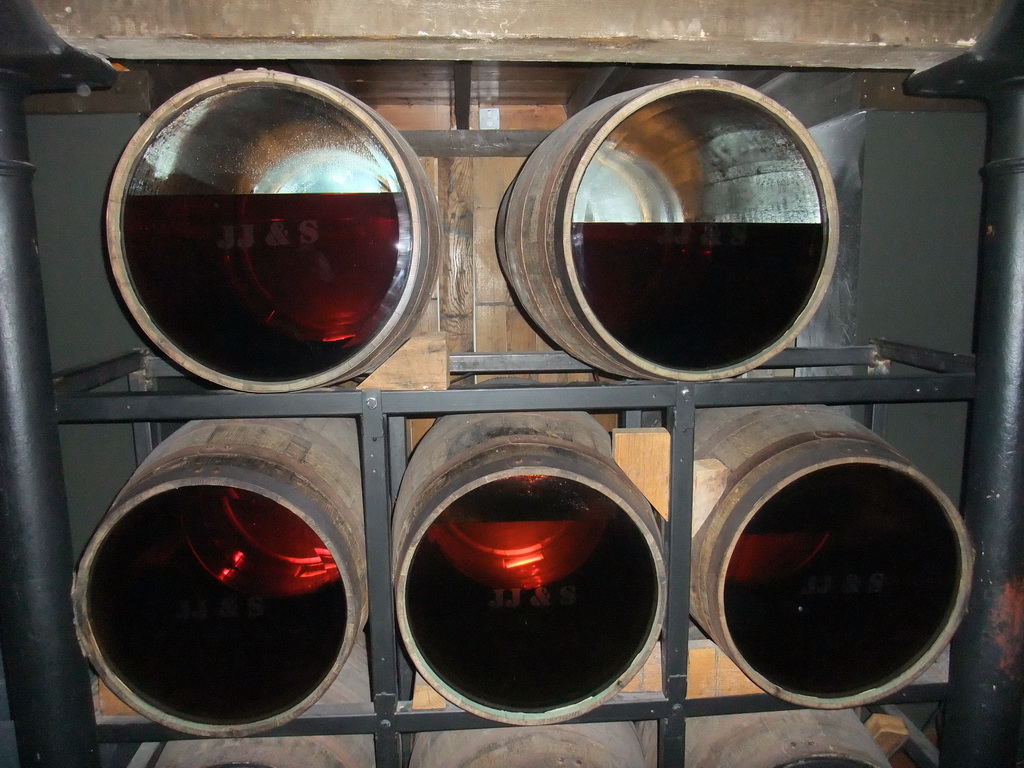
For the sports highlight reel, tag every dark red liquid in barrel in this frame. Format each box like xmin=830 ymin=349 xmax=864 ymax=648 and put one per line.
xmin=406 ymin=475 xmax=657 ymax=712
xmin=571 ymin=222 xmax=824 ymax=370
xmin=87 ymin=486 xmax=347 ymax=724
xmin=122 ymin=192 xmax=407 ymax=382
xmin=722 ymin=464 xmax=959 ymax=698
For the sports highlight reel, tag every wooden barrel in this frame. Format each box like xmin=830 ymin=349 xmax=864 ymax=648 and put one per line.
xmin=497 ymin=78 xmax=838 ymax=381
xmin=393 ymin=409 xmax=666 ymax=725
xmin=685 ymin=709 xmax=890 ymax=768
xmin=152 ymin=636 xmax=374 ymax=767
xmin=410 ymin=721 xmax=647 ymax=768
xmin=106 ymin=69 xmax=441 ymax=392
xmin=690 ymin=406 xmax=973 ymax=708
xmin=72 ymin=418 xmax=367 ymax=737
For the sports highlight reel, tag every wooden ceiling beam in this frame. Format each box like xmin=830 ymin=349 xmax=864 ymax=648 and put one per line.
xmin=38 ymin=0 xmax=1000 ymax=70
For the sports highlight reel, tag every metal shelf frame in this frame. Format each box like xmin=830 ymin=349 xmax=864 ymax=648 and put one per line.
xmin=52 ymin=342 xmax=975 ymax=768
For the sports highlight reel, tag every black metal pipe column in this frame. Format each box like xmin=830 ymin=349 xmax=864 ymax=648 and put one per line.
xmin=906 ymin=3 xmax=1024 ymax=766
xmin=0 ymin=73 xmax=100 ymax=768
xmin=0 ymin=2 xmax=115 ymax=764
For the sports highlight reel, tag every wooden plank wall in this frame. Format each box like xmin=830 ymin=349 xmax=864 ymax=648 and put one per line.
xmin=389 ymin=104 xmax=591 ymax=386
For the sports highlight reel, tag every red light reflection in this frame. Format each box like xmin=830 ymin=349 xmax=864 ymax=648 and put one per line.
xmin=183 ymin=486 xmax=340 ymax=598
xmin=726 ymin=531 xmax=831 ymax=586
xmin=428 ymin=518 xmax=607 ymax=590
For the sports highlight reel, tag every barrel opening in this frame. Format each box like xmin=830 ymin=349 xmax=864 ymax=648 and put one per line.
xmin=115 ymin=77 xmax=418 ymax=385
xmin=404 ymin=473 xmax=659 ymax=712
xmin=85 ymin=484 xmax=349 ymax=725
xmin=569 ymin=89 xmax=828 ymax=372
xmin=722 ymin=463 xmax=962 ymax=698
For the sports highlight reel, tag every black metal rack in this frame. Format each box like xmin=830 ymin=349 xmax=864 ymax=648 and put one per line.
xmin=52 ymin=342 xmax=974 ymax=768
xmin=4 ymin=2 xmax=1023 ymax=765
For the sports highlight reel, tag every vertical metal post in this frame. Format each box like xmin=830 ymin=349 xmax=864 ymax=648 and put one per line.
xmin=361 ymin=390 xmax=402 ymax=768
xmin=902 ymin=6 xmax=1024 ymax=764
xmin=0 ymin=74 xmax=99 ymax=766
xmin=128 ymin=368 xmax=158 ymax=463
xmin=659 ymin=384 xmax=695 ymax=767
xmin=940 ymin=85 xmax=1024 ymax=768
xmin=386 ymin=415 xmax=418 ymax=703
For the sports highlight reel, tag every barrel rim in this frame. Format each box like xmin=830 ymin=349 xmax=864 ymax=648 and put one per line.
xmin=697 ymin=446 xmax=972 ymax=708
xmin=394 ymin=459 xmax=667 ymax=726
xmin=105 ymin=68 xmax=436 ymax=393
xmin=72 ymin=468 xmax=366 ymax=737
xmin=558 ymin=77 xmax=841 ymax=381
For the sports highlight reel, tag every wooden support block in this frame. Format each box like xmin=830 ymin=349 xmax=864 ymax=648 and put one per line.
xmin=686 ymin=640 xmax=764 ymax=698
xmin=865 ymin=712 xmax=911 ymax=757
xmin=611 ymin=433 xmax=729 ymax=527
xmin=622 ymin=642 xmax=663 ymax=694
xmin=358 ymin=333 xmax=449 ymax=392
xmin=407 ymin=417 xmax=436 ymax=453
xmin=613 ymin=428 xmax=671 ymax=519
xmin=438 ymin=156 xmax=475 ymax=354
xmin=96 ymin=678 xmax=139 ymax=717
xmin=411 ymin=675 xmax=450 ymax=711
xmin=692 ymin=458 xmax=729 ymax=534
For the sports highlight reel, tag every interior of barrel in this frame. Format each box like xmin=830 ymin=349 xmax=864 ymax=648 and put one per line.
xmin=568 ymin=88 xmax=830 ymax=376
xmin=115 ymin=79 xmax=415 ymax=386
xmin=84 ymin=483 xmax=350 ymax=728
xmin=403 ymin=471 xmax=660 ymax=717
xmin=720 ymin=462 xmax=964 ymax=700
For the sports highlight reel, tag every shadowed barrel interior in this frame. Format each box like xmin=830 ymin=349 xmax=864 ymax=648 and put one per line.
xmin=393 ymin=410 xmax=666 ymax=724
xmin=723 ymin=463 xmax=960 ymax=698
xmin=86 ymin=485 xmax=348 ymax=725
xmin=74 ymin=418 xmax=367 ymax=736
xmin=691 ymin=406 xmax=973 ymax=707
xmin=152 ymin=636 xmax=375 ymax=767
xmin=406 ymin=474 xmax=658 ymax=712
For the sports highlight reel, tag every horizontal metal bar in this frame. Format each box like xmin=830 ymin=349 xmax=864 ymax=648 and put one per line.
xmin=57 ymin=372 xmax=975 ymax=424
xmin=140 ymin=351 xmax=589 ymax=380
xmin=400 ymin=129 xmax=550 ymax=157
xmin=770 ymin=345 xmax=877 ymax=368
xmin=381 ymin=382 xmax=683 ymax=416
xmin=56 ymin=389 xmax=366 ymax=423
xmin=693 ymin=373 xmax=975 ymax=407
xmin=96 ymin=680 xmax=949 ymax=743
xmin=450 ymin=346 xmax=877 ymax=373
xmin=871 ymin=338 xmax=976 ymax=373
xmin=393 ymin=694 xmax=672 ymax=733
xmin=96 ymin=696 xmax=670 ymax=743
xmin=51 ymin=349 xmax=146 ymax=394
xmin=107 ymin=346 xmax=909 ymax=386
xmin=96 ymin=706 xmax=381 ymax=742
xmin=683 ymin=681 xmax=949 ymax=719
